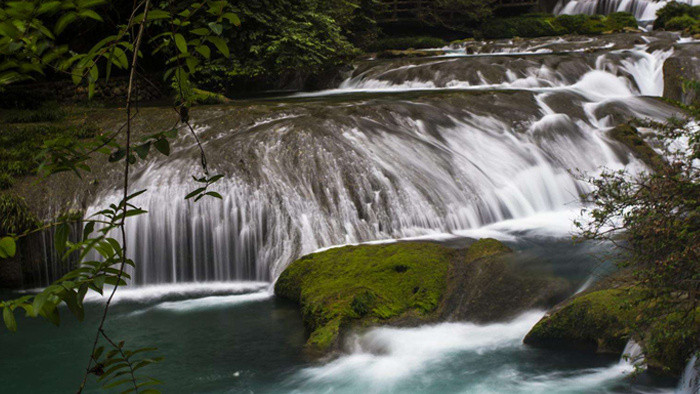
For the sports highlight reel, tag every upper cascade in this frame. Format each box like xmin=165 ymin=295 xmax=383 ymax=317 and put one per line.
xmin=553 ymin=0 xmax=700 ymax=22
xmin=76 ymin=33 xmax=688 ymax=286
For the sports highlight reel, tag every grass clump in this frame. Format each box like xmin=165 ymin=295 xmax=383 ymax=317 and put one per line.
xmin=0 ymin=194 xmax=40 ymax=236
xmin=0 ymin=119 xmax=100 ymax=186
xmin=0 ymin=101 xmax=66 ymax=124
xmin=275 ymin=242 xmax=457 ymax=354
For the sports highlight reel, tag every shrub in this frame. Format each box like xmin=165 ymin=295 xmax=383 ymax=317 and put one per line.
xmin=364 ymin=36 xmax=447 ymax=52
xmin=605 ymin=12 xmax=638 ymax=30
xmin=481 ymin=13 xmax=635 ymax=39
xmin=0 ymin=194 xmax=40 ymax=236
xmin=665 ymin=15 xmax=698 ymax=31
xmin=654 ymin=2 xmax=700 ymax=30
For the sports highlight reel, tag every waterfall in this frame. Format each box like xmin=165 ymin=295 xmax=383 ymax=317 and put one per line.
xmin=79 ymin=38 xmax=683 ymax=286
xmin=553 ymin=0 xmax=700 ymax=22
xmin=677 ymin=355 xmax=700 ymax=394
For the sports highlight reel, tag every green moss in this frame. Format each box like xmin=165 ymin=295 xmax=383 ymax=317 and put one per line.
xmin=609 ymin=124 xmax=665 ymax=171
xmin=275 ymin=242 xmax=457 ymax=353
xmin=191 ymin=88 xmax=230 ymax=105
xmin=524 ymin=289 xmax=635 ymax=353
xmin=525 ymin=288 xmax=700 ymax=375
xmin=464 ymin=238 xmax=512 ymax=262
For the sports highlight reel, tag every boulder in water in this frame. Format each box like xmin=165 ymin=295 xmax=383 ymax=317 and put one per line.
xmin=524 ymin=273 xmax=700 ymax=376
xmin=275 ymin=238 xmax=570 ymax=356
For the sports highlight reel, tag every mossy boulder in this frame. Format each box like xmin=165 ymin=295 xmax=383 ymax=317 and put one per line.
xmin=608 ymin=124 xmax=665 ymax=170
xmin=275 ymin=242 xmax=457 ymax=355
xmin=663 ymin=47 xmax=700 ymax=108
xmin=524 ymin=285 xmax=700 ymax=376
xmin=523 ymin=289 xmax=634 ymax=353
xmin=275 ymin=238 xmax=570 ymax=356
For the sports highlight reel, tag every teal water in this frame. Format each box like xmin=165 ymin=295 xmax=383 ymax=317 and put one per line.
xmin=0 ymin=235 xmax=679 ymax=393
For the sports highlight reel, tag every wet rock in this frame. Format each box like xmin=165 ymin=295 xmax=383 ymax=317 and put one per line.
xmin=663 ymin=45 xmax=700 ymax=107
xmin=275 ymin=238 xmax=570 ymax=356
xmin=524 ymin=270 xmax=700 ymax=377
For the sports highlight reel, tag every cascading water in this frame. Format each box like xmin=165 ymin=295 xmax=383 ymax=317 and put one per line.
xmin=553 ymin=0 xmax=700 ymax=22
xmin=80 ymin=34 xmax=686 ymax=286
xmin=677 ymin=355 xmax=700 ymax=394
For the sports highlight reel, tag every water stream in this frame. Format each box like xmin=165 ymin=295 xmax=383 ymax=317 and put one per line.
xmin=2 ymin=32 xmax=698 ymax=392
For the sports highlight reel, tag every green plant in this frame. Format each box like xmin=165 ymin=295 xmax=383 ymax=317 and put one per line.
xmin=665 ymin=15 xmax=699 ymax=31
xmin=0 ymin=1 xmax=235 ymax=392
xmin=0 ymin=194 xmax=40 ymax=237
xmin=654 ymin=2 xmax=700 ymax=30
xmin=0 ymin=173 xmax=13 ymax=190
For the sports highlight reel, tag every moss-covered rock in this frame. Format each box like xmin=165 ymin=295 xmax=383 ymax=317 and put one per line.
xmin=608 ymin=124 xmax=665 ymax=170
xmin=524 ymin=286 xmax=700 ymax=376
xmin=663 ymin=47 xmax=700 ymax=108
xmin=523 ymin=289 xmax=634 ymax=353
xmin=274 ymin=242 xmax=457 ymax=355
xmin=275 ymin=238 xmax=570 ymax=356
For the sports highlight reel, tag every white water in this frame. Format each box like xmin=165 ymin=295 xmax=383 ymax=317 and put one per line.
xmin=554 ymin=0 xmax=700 ymax=22
xmin=677 ymin=355 xmax=700 ymax=394
xmin=289 ymin=315 xmax=656 ymax=393
xmin=78 ymin=41 xmax=683 ymax=285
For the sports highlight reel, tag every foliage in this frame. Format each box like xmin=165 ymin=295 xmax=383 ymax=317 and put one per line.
xmin=193 ymin=0 xmax=358 ymax=94
xmin=0 ymin=194 xmax=40 ymax=236
xmin=0 ymin=120 xmax=101 ymax=187
xmin=364 ymin=36 xmax=447 ymax=52
xmin=0 ymin=0 xmax=234 ymax=392
xmin=654 ymin=2 xmax=700 ymax=30
xmin=424 ymin=0 xmax=496 ymax=32
xmin=524 ymin=287 xmax=700 ymax=374
xmin=481 ymin=12 xmax=637 ymax=39
xmin=666 ymin=15 xmax=700 ymax=33
xmin=573 ymin=118 xmax=699 ymax=373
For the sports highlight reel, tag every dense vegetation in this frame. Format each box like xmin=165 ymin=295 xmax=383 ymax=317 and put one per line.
xmin=654 ymin=2 xmax=700 ymax=34
xmin=481 ymin=12 xmax=637 ymax=39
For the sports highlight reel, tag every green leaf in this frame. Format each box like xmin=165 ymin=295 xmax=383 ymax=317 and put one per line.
xmin=83 ymin=221 xmax=95 ymax=239
xmin=190 ymin=28 xmax=209 ymax=36
xmin=185 ymin=187 xmax=206 ymax=200
xmin=78 ymin=9 xmax=103 ymax=21
xmin=0 ymin=237 xmax=16 ymax=259
xmin=205 ymin=191 xmax=222 ymax=199
xmin=174 ymin=34 xmax=188 ymax=54
xmin=55 ymin=12 xmax=77 ymax=34
xmin=134 ymin=142 xmax=151 ymax=159
xmin=222 ymin=12 xmax=240 ymax=26
xmin=208 ymin=22 xmax=223 ymax=35
xmin=153 ymin=138 xmax=170 ymax=156
xmin=207 ymin=36 xmax=229 ymax=58
xmin=3 ymin=308 xmax=17 ymax=332
xmin=195 ymin=45 xmax=211 ymax=59
xmin=54 ymin=223 xmax=70 ymax=256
